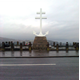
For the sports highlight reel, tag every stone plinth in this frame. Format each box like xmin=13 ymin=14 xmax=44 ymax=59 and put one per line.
xmin=33 ymin=36 xmax=48 ymax=49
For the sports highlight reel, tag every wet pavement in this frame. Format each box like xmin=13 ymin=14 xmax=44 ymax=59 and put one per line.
xmin=0 ymin=50 xmax=79 ymax=57
xmin=0 ymin=58 xmax=79 ymax=80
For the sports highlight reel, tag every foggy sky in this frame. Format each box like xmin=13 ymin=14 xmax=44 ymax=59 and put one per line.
xmin=0 ymin=0 xmax=79 ymax=42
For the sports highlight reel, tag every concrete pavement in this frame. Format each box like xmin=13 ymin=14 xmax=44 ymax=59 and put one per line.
xmin=0 ymin=58 xmax=79 ymax=80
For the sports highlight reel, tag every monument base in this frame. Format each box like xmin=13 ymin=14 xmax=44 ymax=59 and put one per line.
xmin=33 ymin=36 xmax=48 ymax=50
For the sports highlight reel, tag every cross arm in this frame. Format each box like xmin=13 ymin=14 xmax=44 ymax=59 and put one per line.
xmin=35 ymin=17 xmax=47 ymax=19
xmin=35 ymin=17 xmax=40 ymax=19
xmin=37 ymin=12 xmax=45 ymax=14
xmin=42 ymin=17 xmax=47 ymax=19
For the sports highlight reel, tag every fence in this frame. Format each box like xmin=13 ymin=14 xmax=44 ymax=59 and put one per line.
xmin=0 ymin=41 xmax=79 ymax=51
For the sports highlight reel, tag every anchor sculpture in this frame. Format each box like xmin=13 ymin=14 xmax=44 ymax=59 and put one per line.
xmin=33 ymin=8 xmax=49 ymax=36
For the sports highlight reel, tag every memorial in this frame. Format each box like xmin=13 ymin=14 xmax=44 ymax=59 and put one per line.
xmin=33 ymin=8 xmax=49 ymax=49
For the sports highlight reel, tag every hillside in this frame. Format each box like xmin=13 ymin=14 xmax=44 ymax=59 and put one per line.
xmin=0 ymin=37 xmax=17 ymax=42
xmin=0 ymin=37 xmax=54 ymax=45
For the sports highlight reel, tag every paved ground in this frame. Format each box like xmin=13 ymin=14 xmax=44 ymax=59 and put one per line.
xmin=0 ymin=51 xmax=79 ymax=57
xmin=0 ymin=58 xmax=79 ymax=80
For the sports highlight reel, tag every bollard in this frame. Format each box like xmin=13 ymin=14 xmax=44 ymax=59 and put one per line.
xmin=75 ymin=43 xmax=79 ymax=51
xmin=2 ymin=42 xmax=4 ymax=51
xmin=20 ymin=43 xmax=22 ymax=51
xmin=66 ymin=48 xmax=68 ymax=50
xmin=47 ymin=42 xmax=49 ymax=51
xmin=73 ymin=42 xmax=76 ymax=46
xmin=53 ymin=42 xmax=55 ymax=47
xmin=9 ymin=41 xmax=11 ymax=46
xmin=66 ymin=42 xmax=68 ymax=50
xmin=29 ymin=47 xmax=31 ymax=51
xmin=11 ymin=41 xmax=14 ymax=51
xmin=76 ymin=47 xmax=79 ymax=50
xmin=17 ymin=41 xmax=19 ymax=46
xmin=29 ymin=42 xmax=32 ymax=51
xmin=56 ymin=44 xmax=59 ymax=50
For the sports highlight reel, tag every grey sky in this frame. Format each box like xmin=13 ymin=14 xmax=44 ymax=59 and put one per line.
xmin=0 ymin=0 xmax=79 ymax=42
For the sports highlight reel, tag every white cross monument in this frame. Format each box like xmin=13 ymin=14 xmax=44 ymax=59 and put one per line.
xmin=33 ymin=8 xmax=49 ymax=36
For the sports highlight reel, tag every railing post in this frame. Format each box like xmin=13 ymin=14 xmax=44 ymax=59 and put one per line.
xmin=17 ymin=41 xmax=19 ymax=46
xmin=47 ymin=42 xmax=49 ymax=51
xmin=20 ymin=43 xmax=22 ymax=51
xmin=53 ymin=42 xmax=55 ymax=47
xmin=66 ymin=42 xmax=69 ymax=50
xmin=29 ymin=42 xmax=32 ymax=51
xmin=75 ymin=43 xmax=79 ymax=51
xmin=56 ymin=44 xmax=59 ymax=51
xmin=9 ymin=41 xmax=11 ymax=46
xmin=2 ymin=42 xmax=5 ymax=51
xmin=11 ymin=41 xmax=14 ymax=51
